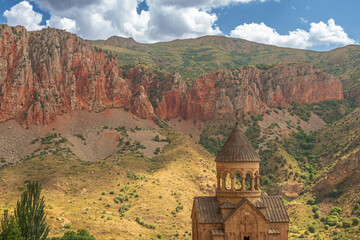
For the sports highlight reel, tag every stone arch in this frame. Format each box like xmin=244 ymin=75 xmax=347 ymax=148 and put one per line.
xmin=224 ymin=172 xmax=232 ymax=190
xmin=245 ymin=173 xmax=251 ymax=190
xmin=234 ymin=172 xmax=242 ymax=191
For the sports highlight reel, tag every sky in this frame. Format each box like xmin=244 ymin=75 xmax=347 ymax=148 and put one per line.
xmin=0 ymin=0 xmax=359 ymax=51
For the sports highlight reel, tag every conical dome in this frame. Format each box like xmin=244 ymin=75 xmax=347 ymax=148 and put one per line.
xmin=215 ymin=122 xmax=260 ymax=162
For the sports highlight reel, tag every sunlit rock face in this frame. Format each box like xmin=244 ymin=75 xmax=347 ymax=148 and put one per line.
xmin=0 ymin=25 xmax=343 ymax=125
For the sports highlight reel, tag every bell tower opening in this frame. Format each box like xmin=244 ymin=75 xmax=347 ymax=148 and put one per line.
xmin=244 ymin=236 xmax=250 ymax=240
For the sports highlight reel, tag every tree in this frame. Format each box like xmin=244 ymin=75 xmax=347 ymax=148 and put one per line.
xmin=48 ymin=229 xmax=96 ymax=240
xmin=0 ymin=210 xmax=24 ymax=240
xmin=14 ymin=181 xmax=50 ymax=240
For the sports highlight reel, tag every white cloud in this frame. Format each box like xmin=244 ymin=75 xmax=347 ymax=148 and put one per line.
xmin=46 ymin=16 xmax=77 ymax=33
xmin=24 ymin=0 xmax=228 ymax=42
xmin=230 ymin=18 xmax=356 ymax=49
xmin=3 ymin=1 xmax=43 ymax=31
xmin=145 ymin=4 xmax=221 ymax=42
xmin=300 ymin=17 xmax=308 ymax=24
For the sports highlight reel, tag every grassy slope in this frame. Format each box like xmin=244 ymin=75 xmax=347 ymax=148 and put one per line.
xmin=0 ymin=129 xmax=215 ymax=240
xmin=284 ymin=108 xmax=360 ymax=239
xmin=89 ymin=36 xmax=360 ymax=94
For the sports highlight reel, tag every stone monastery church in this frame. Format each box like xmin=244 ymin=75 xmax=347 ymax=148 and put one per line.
xmin=192 ymin=123 xmax=289 ymax=240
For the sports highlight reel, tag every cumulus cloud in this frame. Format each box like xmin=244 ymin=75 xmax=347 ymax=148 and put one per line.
xmin=3 ymin=1 xmax=43 ymax=31
xmin=46 ymin=16 xmax=77 ymax=33
xmin=230 ymin=18 xmax=356 ymax=49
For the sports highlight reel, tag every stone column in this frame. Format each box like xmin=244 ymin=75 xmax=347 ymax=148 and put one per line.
xmin=231 ymin=177 xmax=235 ymax=191
xmin=222 ymin=177 xmax=226 ymax=190
xmin=217 ymin=176 xmax=221 ymax=190
xmin=256 ymin=177 xmax=260 ymax=190
xmin=241 ymin=176 xmax=246 ymax=191
xmin=250 ymin=177 xmax=255 ymax=191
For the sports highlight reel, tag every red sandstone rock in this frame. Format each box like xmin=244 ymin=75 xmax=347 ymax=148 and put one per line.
xmin=0 ymin=26 xmax=344 ymax=125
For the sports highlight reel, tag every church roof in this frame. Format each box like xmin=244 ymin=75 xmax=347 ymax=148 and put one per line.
xmin=193 ymin=197 xmax=222 ymax=223
xmin=223 ymin=198 xmax=269 ymax=224
xmin=215 ymin=122 xmax=260 ymax=162
xmin=261 ymin=196 xmax=290 ymax=222
xmin=193 ymin=196 xmax=289 ymax=224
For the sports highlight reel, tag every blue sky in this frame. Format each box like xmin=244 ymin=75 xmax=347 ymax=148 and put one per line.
xmin=0 ymin=0 xmax=358 ymax=51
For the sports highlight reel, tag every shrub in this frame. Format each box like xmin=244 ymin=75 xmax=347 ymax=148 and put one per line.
xmin=342 ymin=220 xmax=351 ymax=228
xmin=354 ymin=203 xmax=360 ymax=210
xmin=314 ymin=211 xmax=321 ymax=219
xmin=307 ymin=224 xmax=317 ymax=233
xmin=0 ymin=210 xmax=24 ymax=240
xmin=135 ymin=217 xmax=155 ymax=229
xmin=326 ymin=215 xmax=338 ymax=226
xmin=119 ymin=204 xmax=131 ymax=214
xmin=48 ymin=229 xmax=96 ymax=240
xmin=324 ymin=225 xmax=329 ymax=230
xmin=312 ymin=206 xmax=320 ymax=213
xmin=353 ymin=217 xmax=359 ymax=226
xmin=154 ymin=147 xmax=160 ymax=155
xmin=329 ymin=189 xmax=343 ymax=198
xmin=330 ymin=207 xmax=342 ymax=216
xmin=307 ymin=198 xmax=315 ymax=205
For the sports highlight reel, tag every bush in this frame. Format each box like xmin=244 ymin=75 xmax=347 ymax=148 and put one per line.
xmin=353 ymin=217 xmax=359 ymax=226
xmin=154 ymin=147 xmax=160 ymax=155
xmin=342 ymin=220 xmax=351 ymax=228
xmin=314 ymin=211 xmax=321 ymax=219
xmin=135 ymin=217 xmax=155 ymax=229
xmin=0 ymin=210 xmax=24 ymax=240
xmin=329 ymin=189 xmax=343 ymax=198
xmin=312 ymin=206 xmax=320 ymax=213
xmin=307 ymin=198 xmax=315 ymax=205
xmin=307 ymin=224 xmax=317 ymax=233
xmin=330 ymin=207 xmax=342 ymax=216
xmin=48 ymin=229 xmax=96 ymax=240
xmin=324 ymin=225 xmax=329 ymax=230
xmin=326 ymin=215 xmax=339 ymax=226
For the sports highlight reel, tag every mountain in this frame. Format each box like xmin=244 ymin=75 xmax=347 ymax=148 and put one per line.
xmin=90 ymin=35 xmax=360 ymax=102
xmin=0 ymin=25 xmax=344 ymax=126
xmin=1 ymin=25 xmax=360 ymax=239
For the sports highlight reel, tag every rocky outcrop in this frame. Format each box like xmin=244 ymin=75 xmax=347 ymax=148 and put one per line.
xmin=0 ymin=26 xmax=344 ymax=125
xmin=154 ymin=64 xmax=343 ymax=121
xmin=0 ymin=25 xmax=132 ymax=124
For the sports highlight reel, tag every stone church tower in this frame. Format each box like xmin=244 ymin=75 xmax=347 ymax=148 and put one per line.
xmin=192 ymin=123 xmax=289 ymax=240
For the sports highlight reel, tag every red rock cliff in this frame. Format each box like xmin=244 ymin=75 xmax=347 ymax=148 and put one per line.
xmin=0 ymin=26 xmax=344 ymax=125
xmin=154 ymin=64 xmax=343 ymax=121
xmin=0 ymin=25 xmax=132 ymax=124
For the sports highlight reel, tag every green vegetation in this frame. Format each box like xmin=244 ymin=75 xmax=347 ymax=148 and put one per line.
xmin=48 ymin=229 xmax=96 ymax=240
xmin=199 ymin=124 xmax=232 ymax=155
xmin=283 ymin=131 xmax=317 ymax=180
xmin=290 ymin=99 xmax=357 ymax=123
xmin=14 ymin=181 xmax=50 ymax=240
xmin=135 ymin=216 xmax=155 ymax=229
xmin=0 ymin=210 xmax=23 ymax=240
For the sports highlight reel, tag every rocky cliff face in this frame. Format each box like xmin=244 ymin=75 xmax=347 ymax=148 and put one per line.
xmin=154 ymin=64 xmax=343 ymax=121
xmin=0 ymin=26 xmax=344 ymax=125
xmin=0 ymin=25 xmax=132 ymax=124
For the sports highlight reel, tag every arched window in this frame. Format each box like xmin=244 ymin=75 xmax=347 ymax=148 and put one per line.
xmin=245 ymin=173 xmax=251 ymax=190
xmin=225 ymin=172 xmax=231 ymax=190
xmin=234 ymin=173 xmax=242 ymax=190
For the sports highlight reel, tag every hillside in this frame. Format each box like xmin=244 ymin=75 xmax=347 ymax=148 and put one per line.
xmin=0 ymin=25 xmax=344 ymax=126
xmin=0 ymin=127 xmax=216 ymax=240
xmin=90 ymin=36 xmax=360 ymax=101
xmin=1 ymin=25 xmax=360 ymax=239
